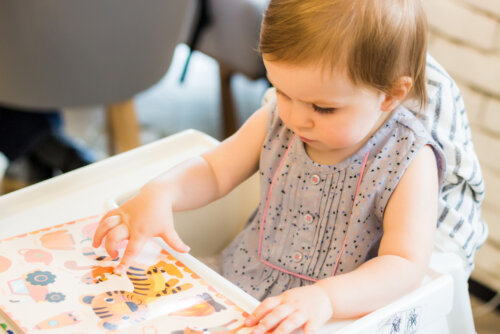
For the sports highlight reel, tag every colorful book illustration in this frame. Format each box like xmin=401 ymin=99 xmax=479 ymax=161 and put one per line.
xmin=0 ymin=215 xmax=253 ymax=333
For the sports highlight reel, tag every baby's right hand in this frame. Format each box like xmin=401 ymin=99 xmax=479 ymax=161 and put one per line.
xmin=91 ymin=188 xmax=190 ymax=271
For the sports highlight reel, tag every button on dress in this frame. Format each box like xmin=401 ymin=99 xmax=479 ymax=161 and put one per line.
xmin=222 ymin=93 xmax=446 ymax=301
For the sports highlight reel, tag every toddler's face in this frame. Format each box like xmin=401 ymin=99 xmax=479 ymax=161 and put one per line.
xmin=264 ymin=58 xmax=390 ymax=164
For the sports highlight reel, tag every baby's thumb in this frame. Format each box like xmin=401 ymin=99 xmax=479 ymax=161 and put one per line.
xmin=160 ymin=230 xmax=190 ymax=253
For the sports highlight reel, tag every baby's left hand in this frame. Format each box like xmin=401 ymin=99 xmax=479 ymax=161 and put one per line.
xmin=245 ymin=284 xmax=333 ymax=334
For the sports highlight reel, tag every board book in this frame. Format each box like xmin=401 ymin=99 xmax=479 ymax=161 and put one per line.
xmin=0 ymin=215 xmax=253 ymax=333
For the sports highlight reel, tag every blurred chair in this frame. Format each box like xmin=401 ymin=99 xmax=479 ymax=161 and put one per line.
xmin=0 ymin=0 xmax=194 ymax=154
xmin=182 ymin=0 xmax=268 ymax=137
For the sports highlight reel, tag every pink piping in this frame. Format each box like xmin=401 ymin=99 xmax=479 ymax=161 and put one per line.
xmin=258 ymin=134 xmax=370 ymax=282
xmin=258 ymin=136 xmax=296 ymax=259
xmin=331 ymin=148 xmax=370 ymax=276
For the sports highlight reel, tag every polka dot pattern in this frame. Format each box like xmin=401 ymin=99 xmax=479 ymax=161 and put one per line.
xmin=221 ymin=102 xmax=446 ymax=301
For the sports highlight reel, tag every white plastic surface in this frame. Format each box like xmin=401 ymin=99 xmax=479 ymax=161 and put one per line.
xmin=0 ymin=129 xmax=463 ymax=333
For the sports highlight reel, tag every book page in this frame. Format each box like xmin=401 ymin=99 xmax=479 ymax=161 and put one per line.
xmin=0 ymin=215 xmax=253 ymax=334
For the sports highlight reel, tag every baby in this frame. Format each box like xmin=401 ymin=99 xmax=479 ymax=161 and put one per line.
xmin=93 ymin=1 xmax=485 ymax=333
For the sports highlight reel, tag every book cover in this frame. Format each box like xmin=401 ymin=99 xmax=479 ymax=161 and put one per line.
xmin=0 ymin=215 xmax=252 ymax=333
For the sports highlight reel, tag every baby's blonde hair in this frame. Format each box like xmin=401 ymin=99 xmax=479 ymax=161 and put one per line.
xmin=259 ymin=0 xmax=428 ymax=110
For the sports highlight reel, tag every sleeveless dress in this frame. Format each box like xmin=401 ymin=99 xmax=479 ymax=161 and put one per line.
xmin=222 ymin=91 xmax=446 ymax=300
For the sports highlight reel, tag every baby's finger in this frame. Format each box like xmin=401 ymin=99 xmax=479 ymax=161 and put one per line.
xmin=245 ymin=296 xmax=282 ymax=326
xmin=104 ymin=224 xmax=129 ymax=260
xmin=92 ymin=212 xmax=121 ymax=247
xmin=117 ymin=234 xmax=147 ymax=272
xmin=251 ymin=304 xmax=295 ymax=334
xmin=303 ymin=320 xmax=320 ymax=334
xmin=159 ymin=229 xmax=190 ymax=253
xmin=271 ymin=311 xmax=307 ymax=334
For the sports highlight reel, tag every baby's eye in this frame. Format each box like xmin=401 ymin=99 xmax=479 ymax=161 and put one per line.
xmin=104 ymin=298 xmax=115 ymax=303
xmin=313 ymin=104 xmax=336 ymax=114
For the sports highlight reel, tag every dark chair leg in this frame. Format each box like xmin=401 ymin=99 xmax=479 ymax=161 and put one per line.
xmin=218 ymin=62 xmax=238 ymax=138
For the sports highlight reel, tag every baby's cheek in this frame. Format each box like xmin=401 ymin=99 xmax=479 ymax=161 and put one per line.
xmin=277 ymin=103 xmax=291 ymax=123
xmin=325 ymin=126 xmax=362 ymax=147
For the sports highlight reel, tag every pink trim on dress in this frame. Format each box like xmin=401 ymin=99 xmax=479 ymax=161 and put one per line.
xmin=258 ymin=134 xmax=370 ymax=282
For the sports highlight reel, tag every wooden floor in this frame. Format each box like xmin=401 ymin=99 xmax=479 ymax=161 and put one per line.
xmin=471 ymin=296 xmax=500 ymax=333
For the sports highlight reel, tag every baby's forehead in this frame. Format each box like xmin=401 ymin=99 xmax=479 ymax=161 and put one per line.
xmin=265 ymin=52 xmax=357 ymax=83
xmin=265 ymin=58 xmax=351 ymax=85
xmin=265 ymin=59 xmax=374 ymax=104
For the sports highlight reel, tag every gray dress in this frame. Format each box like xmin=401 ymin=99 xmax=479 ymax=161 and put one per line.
xmin=222 ymin=98 xmax=446 ymax=301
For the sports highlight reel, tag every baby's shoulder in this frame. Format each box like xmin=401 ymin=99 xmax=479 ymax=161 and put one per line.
xmin=392 ymin=107 xmax=430 ymax=140
xmin=376 ymin=107 xmax=446 ymax=184
xmin=371 ymin=107 xmax=430 ymax=153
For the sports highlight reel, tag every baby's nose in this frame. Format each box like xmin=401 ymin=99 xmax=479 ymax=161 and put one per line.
xmin=290 ymin=106 xmax=314 ymax=129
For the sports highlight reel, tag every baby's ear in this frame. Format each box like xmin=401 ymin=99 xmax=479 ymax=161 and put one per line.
xmin=381 ymin=76 xmax=413 ymax=112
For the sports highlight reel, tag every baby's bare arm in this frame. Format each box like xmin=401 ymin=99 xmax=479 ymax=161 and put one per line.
xmin=93 ymin=104 xmax=269 ymax=268
xmin=317 ymin=145 xmax=439 ymax=318
xmin=156 ymin=103 xmax=269 ymax=211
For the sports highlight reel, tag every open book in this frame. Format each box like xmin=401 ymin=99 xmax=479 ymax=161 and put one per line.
xmin=0 ymin=215 xmax=252 ymax=333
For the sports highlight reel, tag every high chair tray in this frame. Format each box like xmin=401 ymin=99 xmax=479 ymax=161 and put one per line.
xmin=0 ymin=130 xmax=454 ymax=333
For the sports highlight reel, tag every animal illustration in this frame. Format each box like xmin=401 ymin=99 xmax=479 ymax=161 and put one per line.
xmin=170 ymin=293 xmax=226 ymax=317
xmin=82 ymin=266 xmax=116 ymax=284
xmin=64 ymin=246 xmax=121 ymax=284
xmin=64 ymin=260 xmax=117 ymax=285
xmin=82 ymin=260 xmax=193 ymax=331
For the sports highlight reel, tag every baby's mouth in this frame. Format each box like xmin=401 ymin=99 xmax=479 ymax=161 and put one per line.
xmin=299 ymin=136 xmax=314 ymax=143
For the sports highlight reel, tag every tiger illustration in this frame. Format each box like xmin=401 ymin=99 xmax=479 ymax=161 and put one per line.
xmin=82 ymin=260 xmax=193 ymax=331
xmin=64 ymin=246 xmax=121 ymax=284
xmin=81 ymin=265 xmax=115 ymax=284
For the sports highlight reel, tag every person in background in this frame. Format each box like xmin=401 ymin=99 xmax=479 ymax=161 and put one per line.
xmin=403 ymin=54 xmax=487 ymax=277
xmin=0 ymin=105 xmax=94 ymax=192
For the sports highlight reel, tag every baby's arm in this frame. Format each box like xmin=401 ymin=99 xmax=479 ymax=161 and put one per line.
xmin=246 ymin=145 xmax=439 ymax=333
xmin=317 ymin=145 xmax=439 ymax=317
xmin=92 ymin=104 xmax=270 ymax=269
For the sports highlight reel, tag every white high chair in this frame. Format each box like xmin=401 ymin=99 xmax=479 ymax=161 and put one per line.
xmin=169 ymin=173 xmax=476 ymax=333
xmin=0 ymin=130 xmax=476 ymax=333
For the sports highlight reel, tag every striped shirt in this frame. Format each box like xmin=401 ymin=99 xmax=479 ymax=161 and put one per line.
xmin=403 ymin=54 xmax=487 ymax=274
